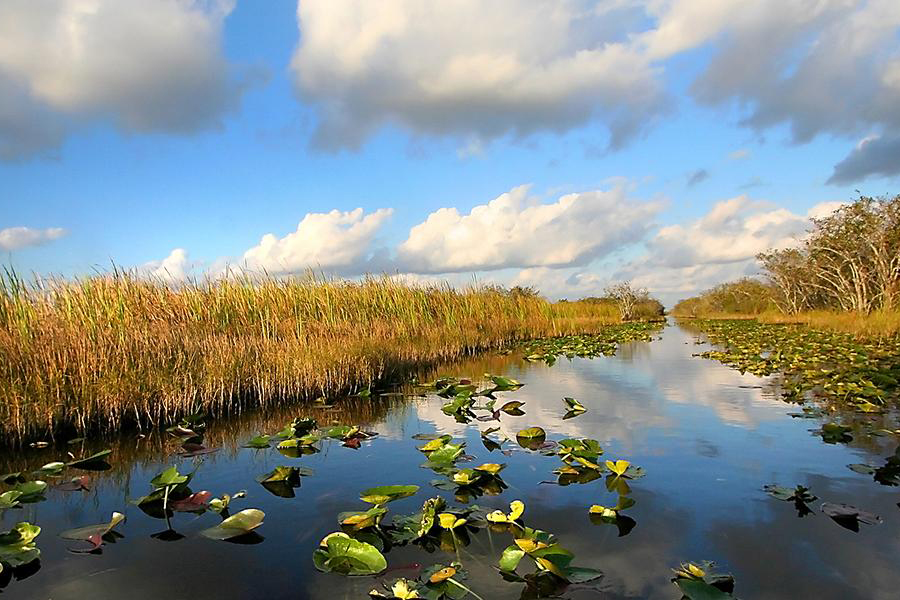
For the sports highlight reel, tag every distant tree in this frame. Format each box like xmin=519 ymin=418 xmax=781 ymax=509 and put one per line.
xmin=604 ymin=281 xmax=649 ymax=321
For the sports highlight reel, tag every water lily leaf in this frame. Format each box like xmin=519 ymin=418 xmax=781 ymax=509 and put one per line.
xmin=34 ymin=462 xmax=66 ymax=476
xmin=313 ymin=532 xmax=387 ymax=576
xmin=418 ymin=497 xmax=446 ymax=537
xmin=0 ymin=473 xmax=24 ymax=485
xmin=499 ymin=545 xmax=526 ymax=572
xmin=57 ymin=475 xmax=91 ymax=492
xmin=169 ymin=491 xmax=213 ymax=512
xmin=847 ymin=463 xmax=876 ymax=475
xmin=474 ymin=463 xmax=505 ymax=475
xmin=489 ymin=375 xmax=523 ymax=390
xmin=150 ymin=466 xmax=188 ymax=488
xmin=419 ymin=435 xmax=453 ymax=453
xmin=0 ymin=522 xmax=41 ymax=571
xmin=0 ymin=491 xmax=23 ymax=510
xmin=340 ymin=506 xmax=388 ymax=530
xmin=516 ymin=427 xmax=546 ymax=450
xmin=60 ymin=511 xmax=125 ymax=551
xmin=821 ymin=502 xmax=882 ymax=531
xmin=563 ymin=566 xmax=604 ymax=583
xmin=499 ymin=401 xmax=525 ymax=415
xmin=256 ymin=466 xmax=311 ymax=498
xmin=13 ymin=481 xmax=47 ymax=503
xmin=177 ymin=443 xmax=219 ymax=457
xmin=562 ymin=397 xmax=586 ymax=412
xmin=67 ymin=449 xmax=112 ymax=470
xmin=200 ymin=508 xmax=265 ymax=540
xmin=360 ymin=485 xmax=419 ymax=505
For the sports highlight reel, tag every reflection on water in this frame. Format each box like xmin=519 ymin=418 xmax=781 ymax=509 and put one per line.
xmin=1 ymin=321 xmax=898 ymax=599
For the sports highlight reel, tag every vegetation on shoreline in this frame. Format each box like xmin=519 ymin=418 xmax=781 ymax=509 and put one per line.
xmin=0 ymin=271 xmax=633 ymax=442
xmin=673 ymin=195 xmax=900 ymax=339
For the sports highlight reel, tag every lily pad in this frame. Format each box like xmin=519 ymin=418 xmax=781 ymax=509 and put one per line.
xmin=313 ymin=532 xmax=387 ymax=576
xmin=821 ymin=502 xmax=882 ymax=531
xmin=13 ymin=481 xmax=47 ymax=503
xmin=67 ymin=449 xmax=112 ymax=470
xmin=200 ymin=508 xmax=265 ymax=540
xmin=516 ymin=427 xmax=546 ymax=450
xmin=0 ymin=522 xmax=41 ymax=572
xmin=360 ymin=485 xmax=419 ymax=505
xmin=60 ymin=511 xmax=125 ymax=552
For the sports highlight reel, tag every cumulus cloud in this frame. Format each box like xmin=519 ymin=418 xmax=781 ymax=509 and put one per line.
xmin=648 ymin=195 xmax=823 ymax=269
xmin=828 ymin=134 xmax=900 ymax=184
xmin=396 ymin=184 xmax=662 ymax=274
xmin=140 ymin=248 xmax=193 ymax=282
xmin=0 ymin=0 xmax=253 ymax=159
xmin=240 ymin=208 xmax=393 ymax=275
xmin=0 ymin=226 xmax=66 ymax=251
xmin=663 ymin=0 xmax=900 ymax=148
xmin=291 ymin=0 xmax=667 ymax=151
xmin=614 ymin=195 xmax=846 ymax=304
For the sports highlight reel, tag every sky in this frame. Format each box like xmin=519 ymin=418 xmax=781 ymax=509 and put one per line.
xmin=2 ymin=0 xmax=899 ymax=306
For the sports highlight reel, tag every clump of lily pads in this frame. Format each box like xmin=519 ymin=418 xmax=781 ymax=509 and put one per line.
xmin=522 ymin=323 xmax=662 ymax=365
xmin=0 ymin=522 xmax=41 ymax=574
xmin=671 ymin=562 xmax=736 ymax=599
xmin=370 ymin=563 xmax=480 ymax=599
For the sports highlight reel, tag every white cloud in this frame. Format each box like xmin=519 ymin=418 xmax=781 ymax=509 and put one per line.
xmin=0 ymin=0 xmax=253 ymax=159
xmin=291 ymin=0 xmax=667 ymax=150
xmin=648 ymin=195 xmax=820 ymax=269
xmin=140 ymin=248 xmax=192 ymax=282
xmin=728 ymin=148 xmax=751 ymax=161
xmin=396 ymin=184 xmax=662 ymax=274
xmin=673 ymin=0 xmax=900 ymax=143
xmin=618 ymin=196 xmax=846 ymax=305
xmin=240 ymin=208 xmax=393 ymax=275
xmin=0 ymin=226 xmax=66 ymax=251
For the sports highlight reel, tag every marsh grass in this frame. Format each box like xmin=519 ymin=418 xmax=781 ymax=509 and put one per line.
xmin=676 ymin=308 xmax=900 ymax=339
xmin=0 ymin=270 xmax=619 ymax=441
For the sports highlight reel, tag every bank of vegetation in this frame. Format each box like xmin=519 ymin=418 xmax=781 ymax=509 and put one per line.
xmin=0 ymin=271 xmax=632 ymax=441
xmin=673 ymin=194 xmax=900 ymax=337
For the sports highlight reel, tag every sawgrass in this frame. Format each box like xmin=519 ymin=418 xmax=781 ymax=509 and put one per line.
xmin=0 ymin=270 xmax=620 ymax=441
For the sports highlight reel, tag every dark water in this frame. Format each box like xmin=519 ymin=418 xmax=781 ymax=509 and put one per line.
xmin=2 ymin=321 xmax=899 ymax=599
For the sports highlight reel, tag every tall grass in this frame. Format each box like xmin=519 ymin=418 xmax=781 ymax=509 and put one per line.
xmin=0 ymin=270 xmax=619 ymax=441
xmin=757 ymin=309 xmax=900 ymax=338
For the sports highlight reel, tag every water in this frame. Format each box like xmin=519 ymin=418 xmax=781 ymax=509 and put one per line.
xmin=2 ymin=321 xmax=898 ymax=599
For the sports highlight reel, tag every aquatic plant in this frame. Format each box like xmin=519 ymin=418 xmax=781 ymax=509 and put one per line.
xmin=0 ymin=272 xmax=623 ymax=441
xmin=671 ymin=562 xmax=736 ymax=599
xmin=313 ymin=532 xmax=387 ymax=576
xmin=0 ymin=522 xmax=40 ymax=574
xmin=59 ymin=511 xmax=125 ymax=553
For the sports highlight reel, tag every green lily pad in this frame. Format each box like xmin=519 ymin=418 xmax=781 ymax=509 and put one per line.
xmin=313 ymin=532 xmax=387 ymax=575
xmin=360 ymin=485 xmax=419 ymax=505
xmin=0 ymin=491 xmax=23 ymax=510
xmin=33 ymin=462 xmax=66 ymax=476
xmin=0 ymin=522 xmax=41 ymax=572
xmin=200 ymin=508 xmax=265 ymax=540
xmin=67 ymin=449 xmax=112 ymax=470
xmin=516 ymin=427 xmax=546 ymax=449
xmin=243 ymin=434 xmax=271 ymax=449
xmin=13 ymin=481 xmax=47 ymax=503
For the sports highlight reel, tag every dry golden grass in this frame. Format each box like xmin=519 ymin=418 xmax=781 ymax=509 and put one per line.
xmin=757 ymin=309 xmax=900 ymax=338
xmin=0 ymin=270 xmax=619 ymax=441
xmin=676 ymin=308 xmax=900 ymax=338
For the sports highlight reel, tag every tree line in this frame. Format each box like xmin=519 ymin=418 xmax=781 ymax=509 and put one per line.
xmin=675 ymin=194 xmax=900 ymax=316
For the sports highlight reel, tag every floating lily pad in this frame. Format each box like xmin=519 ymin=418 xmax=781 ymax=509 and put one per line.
xmin=60 ymin=511 xmax=125 ymax=552
xmin=0 ymin=522 xmax=41 ymax=573
xmin=12 ymin=481 xmax=47 ymax=504
xmin=821 ymin=502 xmax=882 ymax=531
xmin=360 ymin=485 xmax=419 ymax=505
xmin=313 ymin=532 xmax=387 ymax=576
xmin=516 ymin=427 xmax=546 ymax=450
xmin=67 ymin=449 xmax=112 ymax=470
xmin=200 ymin=508 xmax=265 ymax=540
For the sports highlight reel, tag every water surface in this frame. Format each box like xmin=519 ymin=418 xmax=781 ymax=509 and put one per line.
xmin=2 ymin=321 xmax=898 ymax=599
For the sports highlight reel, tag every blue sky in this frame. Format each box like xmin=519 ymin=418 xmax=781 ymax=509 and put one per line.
xmin=2 ymin=1 xmax=899 ymax=305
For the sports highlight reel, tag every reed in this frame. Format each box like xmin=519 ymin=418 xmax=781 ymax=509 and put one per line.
xmin=0 ymin=269 xmax=620 ymax=441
